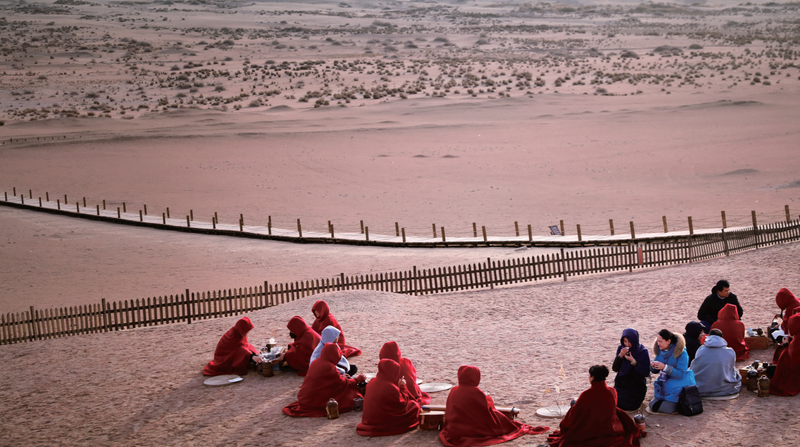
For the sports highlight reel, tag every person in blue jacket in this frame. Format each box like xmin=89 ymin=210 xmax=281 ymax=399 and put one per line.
xmin=648 ymin=329 xmax=696 ymax=414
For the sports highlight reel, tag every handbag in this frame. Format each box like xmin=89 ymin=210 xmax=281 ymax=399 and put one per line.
xmin=677 ymin=385 xmax=703 ymax=416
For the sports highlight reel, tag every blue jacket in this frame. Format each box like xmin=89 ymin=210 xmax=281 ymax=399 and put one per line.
xmin=651 ymin=333 xmax=696 ymax=402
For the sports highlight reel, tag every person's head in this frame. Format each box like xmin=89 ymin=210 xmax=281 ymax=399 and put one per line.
xmin=312 ymin=300 xmax=330 ymax=320
xmin=684 ymin=321 xmax=706 ymax=341
xmin=589 ymin=365 xmax=609 ymax=383
xmin=657 ymin=329 xmax=678 ymax=351
xmin=320 ymin=325 xmax=341 ymax=345
xmin=709 ymin=328 xmax=723 ymax=337
xmin=287 ymin=316 xmax=309 ymax=338
xmin=233 ymin=317 xmax=254 ymax=337
xmin=457 ymin=365 xmax=481 ymax=387
xmin=620 ymin=328 xmax=640 ymax=349
xmin=716 ymin=280 xmax=731 ymax=297
xmin=377 ymin=359 xmax=401 ymax=383
xmin=379 ymin=341 xmax=402 ymax=363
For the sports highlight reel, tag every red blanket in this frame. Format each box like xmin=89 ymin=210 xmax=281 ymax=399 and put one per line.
xmin=357 ymin=359 xmax=421 ymax=437
xmin=771 ymin=314 xmax=800 ymax=396
xmin=547 ymin=380 xmax=639 ymax=447
xmin=311 ymin=300 xmax=362 ymax=358
xmin=439 ymin=366 xmax=549 ymax=447
xmin=284 ymin=316 xmax=321 ymax=376
xmin=282 ymin=343 xmax=360 ymax=417
xmin=777 ymin=288 xmax=800 ymax=332
xmin=711 ymin=303 xmax=750 ymax=360
xmin=379 ymin=341 xmax=431 ymax=404
xmin=203 ymin=317 xmax=259 ymax=376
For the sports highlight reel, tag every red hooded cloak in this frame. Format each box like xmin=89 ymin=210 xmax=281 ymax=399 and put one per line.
xmin=378 ymin=341 xmax=431 ymax=404
xmin=203 ymin=317 xmax=259 ymax=376
xmin=439 ymin=365 xmax=549 ymax=447
xmin=282 ymin=343 xmax=360 ymax=417
xmin=311 ymin=300 xmax=362 ymax=358
xmin=547 ymin=380 xmax=639 ymax=447
xmin=770 ymin=314 xmax=800 ymax=396
xmin=357 ymin=359 xmax=421 ymax=437
xmin=711 ymin=303 xmax=750 ymax=360
xmin=284 ymin=316 xmax=321 ymax=376
xmin=777 ymin=288 xmax=800 ymax=331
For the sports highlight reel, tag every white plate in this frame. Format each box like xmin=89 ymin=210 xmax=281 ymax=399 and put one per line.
xmin=362 ymin=373 xmax=422 ymax=385
xmin=203 ymin=374 xmax=243 ymax=386
xmin=535 ymin=405 xmax=570 ymax=418
xmin=418 ymin=383 xmax=453 ymax=393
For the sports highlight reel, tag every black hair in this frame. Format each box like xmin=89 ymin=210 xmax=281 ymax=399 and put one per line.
xmin=289 ymin=332 xmax=297 ymax=339
xmin=709 ymin=328 xmax=723 ymax=337
xmin=715 ymin=279 xmax=730 ymax=291
xmin=658 ymin=329 xmax=678 ymax=345
xmin=589 ymin=364 xmax=609 ymax=382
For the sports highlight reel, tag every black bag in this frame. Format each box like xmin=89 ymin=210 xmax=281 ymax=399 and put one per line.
xmin=677 ymin=385 xmax=703 ymax=416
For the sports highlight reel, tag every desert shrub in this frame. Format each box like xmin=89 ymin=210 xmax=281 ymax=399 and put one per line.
xmin=170 ymin=65 xmax=180 ymax=71
xmin=621 ymin=50 xmax=639 ymax=59
xmin=689 ymin=44 xmax=703 ymax=50
xmin=214 ymin=85 xmax=226 ymax=92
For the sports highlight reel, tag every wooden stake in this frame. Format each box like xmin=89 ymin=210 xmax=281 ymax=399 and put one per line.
xmin=629 ymin=221 xmax=636 ymax=239
xmin=46 ymin=192 xmax=49 ymax=201
xmin=117 ymin=207 xmax=120 ymax=218
xmin=577 ymin=224 xmax=582 ymax=242
xmin=96 ymin=205 xmax=100 ymax=216
xmin=395 ymin=222 xmax=400 ymax=236
xmin=268 ymin=216 xmax=271 ymax=235
xmin=688 ymin=216 xmax=694 ymax=235
xmin=365 ymin=226 xmax=369 ymax=241
xmin=401 ymin=227 xmax=406 ymax=243
xmin=663 ymin=216 xmax=668 ymax=233
xmin=330 ymin=223 xmax=334 ymax=238
xmin=29 ymin=189 xmax=32 ymax=199
xmin=57 ymin=199 xmax=60 ymax=210
xmin=215 ymin=211 xmax=218 ymax=223
xmin=482 ymin=226 xmax=487 ymax=242
xmin=515 ymin=221 xmax=519 ymax=237
xmin=752 ymin=210 xmax=757 ymax=228
xmin=83 ymin=197 xmax=87 ymax=207
xmin=143 ymin=204 xmax=147 ymax=215
xmin=162 ymin=213 xmax=166 ymax=224
xmin=560 ymin=220 xmax=565 ymax=236
xmin=39 ymin=197 xmax=42 ymax=207
xmin=190 ymin=209 xmax=193 ymax=221
xmin=13 ymin=187 xmax=16 ymax=195
xmin=139 ymin=210 xmax=143 ymax=221
xmin=721 ymin=210 xmax=727 ymax=229
xmin=20 ymin=196 xmax=24 ymax=205
xmin=123 ymin=202 xmax=126 ymax=212
xmin=527 ymin=224 xmax=532 ymax=242
xmin=3 ymin=191 xmax=6 ymax=201
xmin=609 ymin=219 xmax=615 ymax=236
xmin=187 ymin=216 xmax=190 ymax=227
xmin=297 ymin=218 xmax=302 ymax=237
xmin=103 ymin=199 xmax=106 ymax=210
xmin=786 ymin=205 xmax=791 ymax=223
xmin=432 ymin=223 xmax=437 ymax=238
xmin=360 ymin=220 xmax=364 ymax=234
xmin=212 ymin=216 xmax=216 ymax=229
xmin=441 ymin=227 xmax=446 ymax=242
xmin=166 ymin=207 xmax=170 ymax=218
xmin=64 ymin=194 xmax=67 ymax=203
xmin=473 ymin=222 xmax=477 ymax=237
xmin=76 ymin=202 xmax=79 ymax=213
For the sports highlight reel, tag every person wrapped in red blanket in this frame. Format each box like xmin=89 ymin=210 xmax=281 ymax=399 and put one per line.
xmin=282 ymin=343 xmax=365 ymax=417
xmin=277 ymin=316 xmax=320 ymax=376
xmin=311 ymin=300 xmax=362 ymax=358
xmin=770 ymin=314 xmax=800 ymax=396
xmin=379 ymin=341 xmax=431 ymax=404
xmin=774 ymin=288 xmax=800 ymax=362
xmin=548 ymin=365 xmax=640 ymax=447
xmin=711 ymin=303 xmax=750 ymax=360
xmin=203 ymin=316 xmax=260 ymax=376
xmin=356 ymin=359 xmax=421 ymax=437
xmin=439 ymin=365 xmax=549 ymax=447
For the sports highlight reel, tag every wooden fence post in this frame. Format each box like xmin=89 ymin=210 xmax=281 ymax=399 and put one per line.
xmin=117 ymin=207 xmax=120 ymax=218
xmin=76 ymin=202 xmax=80 ymax=213
xmin=330 ymin=222 xmax=335 ymax=238
xmin=46 ymin=192 xmax=49 ymax=201
xmin=560 ymin=248 xmax=567 ymax=282
xmin=190 ymin=210 xmax=194 ymax=221
xmin=365 ymin=226 xmax=369 ymax=241
xmin=432 ymin=223 xmax=437 ymax=238
xmin=560 ymin=220 xmax=565 ymax=236
xmin=688 ymin=216 xmax=694 ymax=235
xmin=629 ymin=221 xmax=636 ymax=239
xmin=360 ymin=220 xmax=364 ymax=234
xmin=663 ymin=216 xmax=668 ymax=233
xmin=441 ymin=227 xmax=446 ymax=243
xmin=123 ymin=202 xmax=126 ymax=212
xmin=29 ymin=189 xmax=32 ymax=199
xmin=186 ymin=216 xmax=190 ymax=228
xmin=786 ymin=205 xmax=791 ymax=223
xmin=515 ymin=221 xmax=519 ymax=237
xmin=144 ymin=204 xmax=147 ymax=215
xmin=482 ymin=226 xmax=487 ymax=243
xmin=268 ymin=216 xmax=272 ymax=235
xmin=487 ymin=258 xmax=494 ymax=289
xmin=57 ymin=199 xmax=60 ymax=210
xmin=577 ymin=224 xmax=582 ymax=242
xmin=721 ymin=228 xmax=729 ymax=256
xmin=101 ymin=298 xmax=109 ymax=332
xmin=39 ymin=197 xmax=42 ymax=207
xmin=402 ymin=228 xmax=406 ymax=243
xmin=166 ymin=207 xmax=169 ymax=218
xmin=609 ymin=219 xmax=615 ymax=236
xmin=752 ymin=210 xmax=759 ymax=249
xmin=212 ymin=216 xmax=216 ymax=230
xmin=473 ymin=222 xmax=477 ymax=237
xmin=163 ymin=213 xmax=166 ymax=224
xmin=186 ymin=289 xmax=192 ymax=324
xmin=721 ymin=211 xmax=727 ymax=229
xmin=527 ymin=224 xmax=532 ymax=242
xmin=139 ymin=210 xmax=143 ymax=221
xmin=29 ymin=306 xmax=39 ymax=341
xmin=96 ymin=205 xmax=100 ymax=216
xmin=395 ymin=222 xmax=399 ymax=236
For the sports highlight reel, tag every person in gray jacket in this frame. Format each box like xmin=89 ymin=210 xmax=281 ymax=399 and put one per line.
xmin=689 ymin=329 xmax=742 ymax=397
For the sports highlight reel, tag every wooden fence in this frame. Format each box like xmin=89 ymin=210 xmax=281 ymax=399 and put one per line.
xmin=2 ymin=219 xmax=799 ymax=345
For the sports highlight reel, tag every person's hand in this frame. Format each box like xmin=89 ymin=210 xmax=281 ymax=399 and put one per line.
xmin=398 ymin=376 xmax=407 ymax=388
xmin=619 ymin=347 xmax=630 ymax=358
xmin=651 ymin=361 xmax=665 ymax=370
xmin=624 ymin=352 xmax=634 ymax=362
xmin=354 ymin=374 xmax=366 ymax=383
xmin=276 ymin=353 xmax=286 ymax=362
xmin=252 ymin=355 xmax=263 ymax=364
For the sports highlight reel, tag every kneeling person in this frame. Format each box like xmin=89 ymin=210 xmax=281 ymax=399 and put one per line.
xmin=690 ymin=329 xmax=741 ymax=397
xmin=356 ymin=359 xmax=421 ymax=437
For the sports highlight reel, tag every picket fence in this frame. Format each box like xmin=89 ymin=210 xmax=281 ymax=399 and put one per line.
xmin=2 ymin=219 xmax=799 ymax=344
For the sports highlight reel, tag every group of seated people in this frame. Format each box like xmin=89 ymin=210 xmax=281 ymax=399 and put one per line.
xmin=202 ymin=283 xmax=800 ymax=445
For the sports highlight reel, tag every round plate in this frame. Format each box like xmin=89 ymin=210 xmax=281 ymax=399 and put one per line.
xmin=362 ymin=373 xmax=422 ymax=385
xmin=535 ymin=405 xmax=570 ymax=418
xmin=203 ymin=374 xmax=243 ymax=386
xmin=419 ymin=383 xmax=453 ymax=393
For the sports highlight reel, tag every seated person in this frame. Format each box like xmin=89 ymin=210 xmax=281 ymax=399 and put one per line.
xmin=203 ymin=316 xmax=261 ymax=376
xmin=548 ymin=365 xmax=640 ymax=447
xmin=683 ymin=321 xmax=706 ymax=364
xmin=774 ymin=289 xmax=799 ymax=362
xmin=711 ymin=304 xmax=750 ymax=360
xmin=283 ymin=343 xmax=365 ymax=417
xmin=379 ymin=341 xmax=431 ymax=404
xmin=311 ymin=300 xmax=362 ymax=357
xmin=697 ymin=280 xmax=743 ymax=332
xmin=356 ymin=359 xmax=421 ymax=437
xmin=310 ymin=326 xmax=358 ymax=376
xmin=439 ymin=365 xmax=549 ymax=447
xmin=612 ymin=328 xmax=651 ymax=411
xmin=649 ymin=329 xmax=696 ymax=414
xmin=277 ymin=316 xmax=320 ymax=376
xmin=770 ymin=314 xmax=800 ymax=396
xmin=690 ymin=329 xmax=742 ymax=397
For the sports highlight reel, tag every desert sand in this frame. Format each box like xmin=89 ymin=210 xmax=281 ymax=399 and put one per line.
xmin=1 ymin=0 xmax=800 ymax=445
